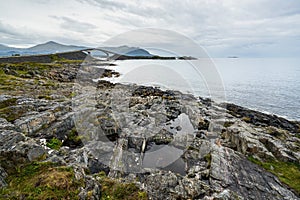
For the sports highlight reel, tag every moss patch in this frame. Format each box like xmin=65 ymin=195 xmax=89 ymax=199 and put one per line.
xmin=46 ymin=137 xmax=63 ymax=150
xmin=96 ymin=171 xmax=147 ymax=200
xmin=248 ymin=156 xmax=300 ymax=195
xmin=63 ymin=128 xmax=84 ymax=148
xmin=0 ymin=162 xmax=84 ymax=199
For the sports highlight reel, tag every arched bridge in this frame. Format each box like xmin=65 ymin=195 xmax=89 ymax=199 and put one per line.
xmin=83 ymin=48 xmax=128 ymax=60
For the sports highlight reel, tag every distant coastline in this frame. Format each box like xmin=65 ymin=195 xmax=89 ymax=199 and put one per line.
xmin=0 ymin=50 xmax=196 ymax=63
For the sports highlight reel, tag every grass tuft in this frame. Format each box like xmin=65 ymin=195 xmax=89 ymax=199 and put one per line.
xmin=46 ymin=137 xmax=63 ymax=150
xmin=96 ymin=171 xmax=148 ymax=200
xmin=248 ymin=156 xmax=300 ymax=195
xmin=0 ymin=162 xmax=84 ymax=199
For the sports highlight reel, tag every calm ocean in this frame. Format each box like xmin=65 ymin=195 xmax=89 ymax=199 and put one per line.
xmin=104 ymin=58 xmax=300 ymax=120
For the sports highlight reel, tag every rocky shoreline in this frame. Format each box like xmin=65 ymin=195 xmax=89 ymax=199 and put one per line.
xmin=0 ymin=60 xmax=299 ymax=199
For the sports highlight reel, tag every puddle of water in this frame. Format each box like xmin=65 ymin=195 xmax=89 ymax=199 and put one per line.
xmin=142 ymin=144 xmax=185 ymax=174
xmin=165 ymin=113 xmax=195 ymax=136
xmin=142 ymin=113 xmax=195 ymax=175
xmin=163 ymin=157 xmax=186 ymax=176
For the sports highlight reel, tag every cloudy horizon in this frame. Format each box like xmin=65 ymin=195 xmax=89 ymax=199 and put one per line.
xmin=0 ymin=0 xmax=300 ymax=57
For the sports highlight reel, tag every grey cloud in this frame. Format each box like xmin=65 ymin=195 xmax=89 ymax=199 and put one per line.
xmin=78 ymin=0 xmax=168 ymax=19
xmin=0 ymin=20 xmax=21 ymax=36
xmin=51 ymin=16 xmax=97 ymax=32
xmin=1 ymin=0 xmax=300 ymax=57
xmin=0 ymin=20 xmax=43 ymax=46
xmin=64 ymin=0 xmax=300 ymax=57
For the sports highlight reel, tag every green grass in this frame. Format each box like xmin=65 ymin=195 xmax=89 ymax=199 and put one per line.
xmin=46 ymin=137 xmax=63 ymax=150
xmin=248 ymin=156 xmax=300 ymax=195
xmin=0 ymin=162 xmax=84 ymax=199
xmin=96 ymin=171 xmax=147 ymax=200
xmin=63 ymin=128 xmax=84 ymax=148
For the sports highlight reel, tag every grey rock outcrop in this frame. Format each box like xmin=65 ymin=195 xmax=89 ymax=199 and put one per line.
xmin=0 ymin=65 xmax=299 ymax=200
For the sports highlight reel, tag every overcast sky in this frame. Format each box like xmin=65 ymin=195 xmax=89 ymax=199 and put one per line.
xmin=0 ymin=0 xmax=300 ymax=57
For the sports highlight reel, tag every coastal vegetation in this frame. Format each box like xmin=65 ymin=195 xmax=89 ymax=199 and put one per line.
xmin=46 ymin=138 xmax=63 ymax=150
xmin=248 ymin=156 xmax=300 ymax=195
xmin=96 ymin=171 xmax=147 ymax=200
xmin=0 ymin=162 xmax=84 ymax=199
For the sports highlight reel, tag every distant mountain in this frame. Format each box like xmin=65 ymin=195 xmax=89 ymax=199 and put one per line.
xmin=0 ymin=41 xmax=88 ymax=57
xmin=0 ymin=41 xmax=178 ymax=60
xmin=100 ymin=45 xmax=153 ymax=57
xmin=0 ymin=42 xmax=155 ymax=58
xmin=27 ymin=41 xmax=86 ymax=52
xmin=0 ymin=44 xmax=19 ymax=51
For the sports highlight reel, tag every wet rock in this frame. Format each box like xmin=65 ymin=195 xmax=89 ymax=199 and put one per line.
xmin=88 ymin=158 xmax=110 ymax=175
